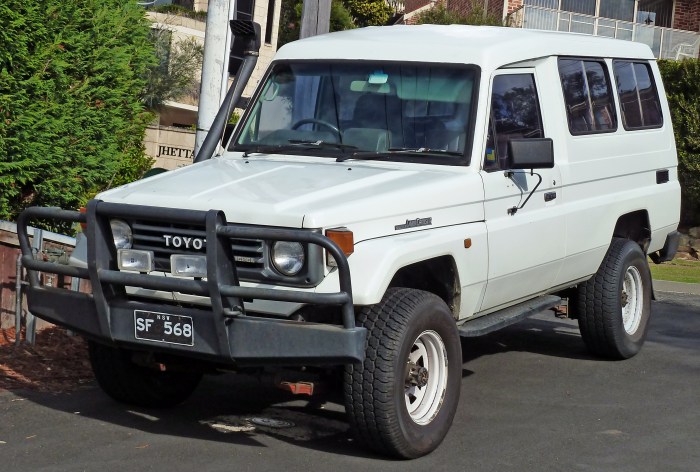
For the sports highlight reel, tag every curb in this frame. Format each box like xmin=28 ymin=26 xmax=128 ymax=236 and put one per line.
xmin=653 ymin=279 xmax=700 ymax=296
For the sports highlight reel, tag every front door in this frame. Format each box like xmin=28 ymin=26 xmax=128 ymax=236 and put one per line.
xmin=479 ymin=70 xmax=565 ymax=312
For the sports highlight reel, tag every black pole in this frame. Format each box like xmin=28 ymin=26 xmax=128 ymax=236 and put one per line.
xmin=194 ymin=20 xmax=261 ymax=164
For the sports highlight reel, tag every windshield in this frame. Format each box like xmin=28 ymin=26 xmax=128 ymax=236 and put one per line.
xmin=231 ymin=62 xmax=477 ymax=164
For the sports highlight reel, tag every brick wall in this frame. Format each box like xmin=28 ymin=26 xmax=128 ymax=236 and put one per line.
xmin=487 ymin=0 xmax=505 ymax=17
xmin=506 ymin=0 xmax=523 ymax=15
xmin=447 ymin=0 xmax=525 ymax=19
xmin=405 ymin=0 xmax=435 ymax=14
xmin=673 ymin=0 xmax=700 ymax=32
xmin=448 ymin=0 xmax=508 ymax=19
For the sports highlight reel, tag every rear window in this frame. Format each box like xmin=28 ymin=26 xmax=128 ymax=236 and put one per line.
xmin=612 ymin=60 xmax=663 ymax=130
xmin=558 ymin=58 xmax=617 ymax=135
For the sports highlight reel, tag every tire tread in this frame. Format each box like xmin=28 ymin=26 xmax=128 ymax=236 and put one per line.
xmin=88 ymin=342 xmax=202 ymax=408
xmin=344 ymin=288 xmax=459 ymax=458
xmin=575 ymin=238 xmax=651 ymax=359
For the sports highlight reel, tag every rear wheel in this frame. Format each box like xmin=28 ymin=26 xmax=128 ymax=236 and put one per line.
xmin=574 ymin=238 xmax=652 ymax=359
xmin=344 ymin=288 xmax=462 ymax=459
xmin=88 ymin=341 xmax=202 ymax=407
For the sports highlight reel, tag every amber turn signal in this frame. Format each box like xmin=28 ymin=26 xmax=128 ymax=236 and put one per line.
xmin=79 ymin=206 xmax=87 ymax=231
xmin=325 ymin=228 xmax=354 ymax=256
xmin=325 ymin=228 xmax=354 ymax=267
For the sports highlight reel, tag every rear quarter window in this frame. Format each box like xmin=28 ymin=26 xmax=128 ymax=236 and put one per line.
xmin=558 ymin=58 xmax=617 ymax=135
xmin=612 ymin=60 xmax=663 ymax=130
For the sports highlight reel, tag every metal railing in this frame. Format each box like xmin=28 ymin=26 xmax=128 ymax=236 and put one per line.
xmin=516 ymin=5 xmax=700 ymax=60
xmin=7 ymin=223 xmax=76 ymax=346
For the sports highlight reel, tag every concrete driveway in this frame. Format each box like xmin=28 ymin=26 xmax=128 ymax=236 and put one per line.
xmin=1 ymin=291 xmax=699 ymax=472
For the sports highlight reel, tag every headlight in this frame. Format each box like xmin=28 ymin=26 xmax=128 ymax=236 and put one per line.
xmin=271 ymin=241 xmax=305 ymax=276
xmin=110 ymin=219 xmax=133 ymax=249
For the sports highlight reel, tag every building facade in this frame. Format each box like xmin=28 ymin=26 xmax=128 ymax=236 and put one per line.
xmin=447 ymin=0 xmax=700 ymax=59
xmin=399 ymin=0 xmax=700 ymax=58
xmin=144 ymin=0 xmax=282 ymax=170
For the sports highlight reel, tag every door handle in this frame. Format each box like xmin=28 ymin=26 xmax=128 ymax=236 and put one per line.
xmin=544 ymin=191 xmax=557 ymax=202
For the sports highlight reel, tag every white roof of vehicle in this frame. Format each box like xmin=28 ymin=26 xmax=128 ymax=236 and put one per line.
xmin=275 ymin=25 xmax=655 ymax=72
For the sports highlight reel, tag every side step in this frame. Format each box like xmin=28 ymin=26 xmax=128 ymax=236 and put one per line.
xmin=458 ymin=295 xmax=562 ymax=338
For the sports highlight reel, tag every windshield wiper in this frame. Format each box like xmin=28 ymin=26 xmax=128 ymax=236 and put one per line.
xmin=287 ymin=140 xmax=358 ymax=152
xmin=242 ymin=140 xmax=356 ymax=157
xmin=388 ymin=147 xmax=463 ymax=156
xmin=336 ymin=147 xmax=463 ymax=163
xmin=242 ymin=145 xmax=281 ymax=157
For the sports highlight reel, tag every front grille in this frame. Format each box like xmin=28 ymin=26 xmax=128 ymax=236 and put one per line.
xmin=130 ymin=220 xmax=265 ymax=279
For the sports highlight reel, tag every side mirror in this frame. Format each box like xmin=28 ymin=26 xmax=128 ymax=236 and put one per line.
xmin=505 ymin=138 xmax=554 ymax=170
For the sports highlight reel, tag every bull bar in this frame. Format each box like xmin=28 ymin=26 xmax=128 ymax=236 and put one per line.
xmin=17 ymin=200 xmax=366 ymax=366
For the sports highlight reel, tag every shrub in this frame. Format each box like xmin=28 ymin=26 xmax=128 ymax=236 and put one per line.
xmin=413 ymin=1 xmax=503 ymax=26
xmin=0 ymin=0 xmax=156 ymax=226
xmin=658 ymin=59 xmax=700 ymax=226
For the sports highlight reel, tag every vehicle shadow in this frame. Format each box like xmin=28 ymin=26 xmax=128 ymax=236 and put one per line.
xmin=3 ymin=310 xmax=608 ymax=460
xmin=460 ymin=312 xmax=595 ymax=364
xmin=11 ymin=371 xmax=388 ymax=459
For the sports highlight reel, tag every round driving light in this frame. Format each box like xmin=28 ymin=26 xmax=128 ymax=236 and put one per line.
xmin=110 ymin=219 xmax=133 ymax=249
xmin=271 ymin=241 xmax=305 ymax=276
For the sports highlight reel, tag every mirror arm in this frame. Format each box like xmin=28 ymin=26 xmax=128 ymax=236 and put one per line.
xmin=506 ymin=170 xmax=543 ymax=216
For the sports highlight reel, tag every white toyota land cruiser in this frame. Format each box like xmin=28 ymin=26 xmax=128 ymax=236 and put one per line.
xmin=19 ymin=24 xmax=680 ymax=458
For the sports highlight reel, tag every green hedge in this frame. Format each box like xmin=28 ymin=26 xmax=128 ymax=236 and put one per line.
xmin=658 ymin=59 xmax=700 ymax=227
xmin=0 ymin=0 xmax=156 ymax=226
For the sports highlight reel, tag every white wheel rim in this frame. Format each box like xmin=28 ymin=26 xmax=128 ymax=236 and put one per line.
xmin=621 ymin=265 xmax=644 ymax=335
xmin=404 ymin=330 xmax=448 ymax=425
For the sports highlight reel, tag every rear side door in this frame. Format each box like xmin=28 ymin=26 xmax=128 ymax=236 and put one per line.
xmin=479 ymin=69 xmax=565 ymax=312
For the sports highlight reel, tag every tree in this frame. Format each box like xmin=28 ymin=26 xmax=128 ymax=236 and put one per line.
xmin=0 ymin=0 xmax=156 ymax=224
xmin=344 ymin=0 xmax=393 ymax=27
xmin=413 ymin=1 xmax=504 ymax=26
xmin=658 ymin=58 xmax=700 ymax=226
xmin=141 ymin=28 xmax=204 ymax=109
xmin=278 ymin=0 xmax=386 ymax=48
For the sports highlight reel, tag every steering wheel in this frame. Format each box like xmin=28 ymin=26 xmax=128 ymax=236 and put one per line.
xmin=291 ymin=119 xmax=341 ymax=138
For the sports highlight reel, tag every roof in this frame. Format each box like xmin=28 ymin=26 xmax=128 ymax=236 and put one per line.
xmin=275 ymin=25 xmax=655 ymax=73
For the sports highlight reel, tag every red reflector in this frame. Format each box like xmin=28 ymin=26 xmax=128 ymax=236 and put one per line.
xmin=278 ymin=381 xmax=315 ymax=396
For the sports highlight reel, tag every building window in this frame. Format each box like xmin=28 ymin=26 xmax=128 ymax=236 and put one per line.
xmin=637 ymin=0 xmax=673 ymax=28
xmin=524 ymin=0 xmax=674 ymax=27
xmin=236 ymin=0 xmax=254 ymax=20
xmin=265 ymin=0 xmax=276 ymax=44
xmin=560 ymin=0 xmax=595 ymax=16
xmin=525 ymin=0 xmax=559 ymax=7
xmin=613 ymin=61 xmax=663 ymax=130
xmin=559 ymin=58 xmax=617 ymax=135
xmin=230 ymin=0 xmax=255 ymax=72
xmin=598 ymin=0 xmax=634 ymax=22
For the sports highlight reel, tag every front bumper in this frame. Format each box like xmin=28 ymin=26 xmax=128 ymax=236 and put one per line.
xmin=18 ymin=201 xmax=366 ymax=366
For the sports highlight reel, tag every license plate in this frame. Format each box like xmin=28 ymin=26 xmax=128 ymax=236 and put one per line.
xmin=134 ymin=310 xmax=194 ymax=346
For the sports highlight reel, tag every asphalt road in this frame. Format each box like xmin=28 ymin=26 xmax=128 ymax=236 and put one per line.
xmin=2 ymin=291 xmax=699 ymax=472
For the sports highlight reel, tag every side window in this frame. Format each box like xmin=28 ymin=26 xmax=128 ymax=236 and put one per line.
xmin=613 ymin=60 xmax=663 ymax=130
xmin=484 ymin=74 xmax=543 ymax=171
xmin=558 ymin=58 xmax=617 ymax=135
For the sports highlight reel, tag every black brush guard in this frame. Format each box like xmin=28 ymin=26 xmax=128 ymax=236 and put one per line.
xmin=17 ymin=200 xmax=366 ymax=366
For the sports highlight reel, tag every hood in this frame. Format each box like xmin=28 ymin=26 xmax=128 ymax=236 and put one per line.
xmin=98 ymin=155 xmax=482 ymax=237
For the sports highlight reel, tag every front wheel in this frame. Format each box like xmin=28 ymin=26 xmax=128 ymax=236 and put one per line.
xmin=344 ymin=288 xmax=462 ymax=459
xmin=88 ymin=342 xmax=202 ymax=408
xmin=574 ymin=238 xmax=652 ymax=359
